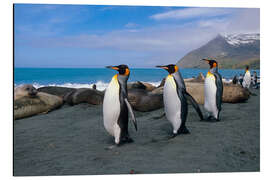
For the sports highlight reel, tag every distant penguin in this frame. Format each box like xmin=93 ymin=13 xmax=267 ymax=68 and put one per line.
xmin=156 ymin=64 xmax=204 ymax=137
xmin=202 ymin=59 xmax=223 ymax=121
xmin=238 ymin=74 xmax=244 ymax=86
xmin=232 ymin=75 xmax=238 ymax=84
xmin=103 ymin=64 xmax=137 ymax=145
xmin=252 ymin=71 xmax=258 ymax=89
xmin=243 ymin=66 xmax=251 ymax=88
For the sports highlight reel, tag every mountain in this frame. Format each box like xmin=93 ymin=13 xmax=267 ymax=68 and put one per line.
xmin=177 ymin=33 xmax=260 ymax=69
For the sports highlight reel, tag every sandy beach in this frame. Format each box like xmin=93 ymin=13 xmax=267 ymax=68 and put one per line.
xmin=14 ymin=88 xmax=259 ymax=176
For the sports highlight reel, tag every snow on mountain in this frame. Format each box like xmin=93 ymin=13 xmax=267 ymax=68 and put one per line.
xmin=222 ymin=33 xmax=260 ymax=46
xmin=177 ymin=33 xmax=260 ymax=69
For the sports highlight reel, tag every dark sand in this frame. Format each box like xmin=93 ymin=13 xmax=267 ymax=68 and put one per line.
xmin=14 ymin=89 xmax=260 ymax=176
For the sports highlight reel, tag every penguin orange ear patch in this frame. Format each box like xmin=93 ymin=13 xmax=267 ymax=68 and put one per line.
xmin=124 ymin=68 xmax=130 ymax=76
xmin=213 ymin=63 xmax=217 ymax=67
xmin=174 ymin=65 xmax=179 ymax=72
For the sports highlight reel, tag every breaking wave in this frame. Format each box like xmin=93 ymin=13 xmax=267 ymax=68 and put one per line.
xmin=15 ymin=81 xmax=162 ymax=91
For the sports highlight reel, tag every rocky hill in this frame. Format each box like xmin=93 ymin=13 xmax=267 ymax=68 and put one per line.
xmin=177 ymin=33 xmax=260 ymax=69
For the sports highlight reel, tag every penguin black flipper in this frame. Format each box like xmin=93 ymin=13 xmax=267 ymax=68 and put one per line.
xmin=177 ymin=89 xmax=189 ymax=134
xmin=184 ymin=92 xmax=204 ymax=121
xmin=175 ymin=84 xmax=188 ymax=134
xmin=172 ymin=73 xmax=189 ymax=134
xmin=213 ymin=72 xmax=223 ymax=111
xmin=124 ymin=98 xmax=137 ymax=131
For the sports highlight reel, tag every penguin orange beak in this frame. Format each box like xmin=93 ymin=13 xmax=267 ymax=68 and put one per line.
xmin=106 ymin=66 xmax=119 ymax=71
xmin=156 ymin=65 xmax=169 ymax=70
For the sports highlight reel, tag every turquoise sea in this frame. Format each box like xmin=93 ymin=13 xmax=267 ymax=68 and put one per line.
xmin=14 ymin=68 xmax=260 ymax=91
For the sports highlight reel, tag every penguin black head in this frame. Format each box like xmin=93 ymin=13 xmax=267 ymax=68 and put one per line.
xmin=246 ymin=65 xmax=249 ymax=71
xmin=202 ymin=59 xmax=218 ymax=69
xmin=106 ymin=64 xmax=130 ymax=76
xmin=156 ymin=64 xmax=179 ymax=74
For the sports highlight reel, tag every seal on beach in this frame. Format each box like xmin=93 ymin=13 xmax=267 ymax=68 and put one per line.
xmin=15 ymin=84 xmax=38 ymax=100
xmin=127 ymin=81 xmax=156 ymax=91
xmin=202 ymin=59 xmax=223 ymax=121
xmin=103 ymin=64 xmax=137 ymax=145
xmin=128 ymin=88 xmax=163 ymax=112
xmin=156 ymin=64 xmax=204 ymax=138
xmin=243 ymin=66 xmax=251 ymax=88
xmin=14 ymin=91 xmax=63 ymax=120
xmin=64 ymin=88 xmax=104 ymax=105
xmin=37 ymin=86 xmax=75 ymax=98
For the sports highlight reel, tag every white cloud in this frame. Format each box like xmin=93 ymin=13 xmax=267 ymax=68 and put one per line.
xmin=198 ymin=18 xmax=228 ymax=28
xmin=226 ymin=8 xmax=260 ymax=34
xmin=124 ymin=22 xmax=138 ymax=28
xmin=19 ymin=8 xmax=260 ymax=67
xmin=150 ymin=7 xmax=235 ymax=20
xmin=196 ymin=8 xmax=260 ymax=35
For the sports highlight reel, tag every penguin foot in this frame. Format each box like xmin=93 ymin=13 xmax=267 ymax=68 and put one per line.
xmin=205 ymin=116 xmax=219 ymax=122
xmin=168 ymin=133 xmax=177 ymax=139
xmin=121 ymin=137 xmax=134 ymax=144
xmin=178 ymin=126 xmax=190 ymax=134
xmin=124 ymin=137 xmax=134 ymax=143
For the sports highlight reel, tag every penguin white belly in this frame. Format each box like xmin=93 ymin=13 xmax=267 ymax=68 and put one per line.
xmin=163 ymin=75 xmax=181 ymax=133
xmin=103 ymin=75 xmax=121 ymax=137
xmin=243 ymin=71 xmax=251 ymax=88
xmin=204 ymin=75 xmax=218 ymax=118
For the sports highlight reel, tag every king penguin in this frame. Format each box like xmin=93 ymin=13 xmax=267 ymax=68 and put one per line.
xmin=156 ymin=64 xmax=204 ymax=137
xmin=242 ymin=65 xmax=251 ymax=88
xmin=103 ymin=64 xmax=137 ymax=145
xmin=202 ymin=59 xmax=223 ymax=121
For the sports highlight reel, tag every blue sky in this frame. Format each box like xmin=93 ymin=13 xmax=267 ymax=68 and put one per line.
xmin=14 ymin=4 xmax=259 ymax=68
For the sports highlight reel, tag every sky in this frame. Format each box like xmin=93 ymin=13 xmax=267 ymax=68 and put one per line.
xmin=14 ymin=4 xmax=260 ymax=68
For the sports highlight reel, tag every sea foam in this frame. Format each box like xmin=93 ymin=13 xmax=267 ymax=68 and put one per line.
xmin=15 ymin=81 xmax=162 ymax=91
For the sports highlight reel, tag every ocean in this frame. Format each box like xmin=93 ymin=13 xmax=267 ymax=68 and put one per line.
xmin=14 ymin=68 xmax=260 ymax=91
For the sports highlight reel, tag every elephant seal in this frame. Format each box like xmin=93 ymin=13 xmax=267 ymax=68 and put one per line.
xmin=14 ymin=90 xmax=63 ymax=120
xmin=37 ymin=86 xmax=75 ymax=98
xmin=157 ymin=78 xmax=166 ymax=88
xmin=128 ymin=81 xmax=156 ymax=91
xmin=151 ymin=86 xmax=163 ymax=95
xmin=150 ymin=82 xmax=250 ymax=104
xmin=139 ymin=82 xmax=156 ymax=91
xmin=128 ymin=88 xmax=163 ymax=112
xmin=183 ymin=73 xmax=205 ymax=83
xmin=64 ymin=88 xmax=104 ymax=105
xmin=156 ymin=75 xmax=250 ymax=104
xmin=15 ymin=84 xmax=38 ymax=100
xmin=185 ymin=82 xmax=250 ymax=104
